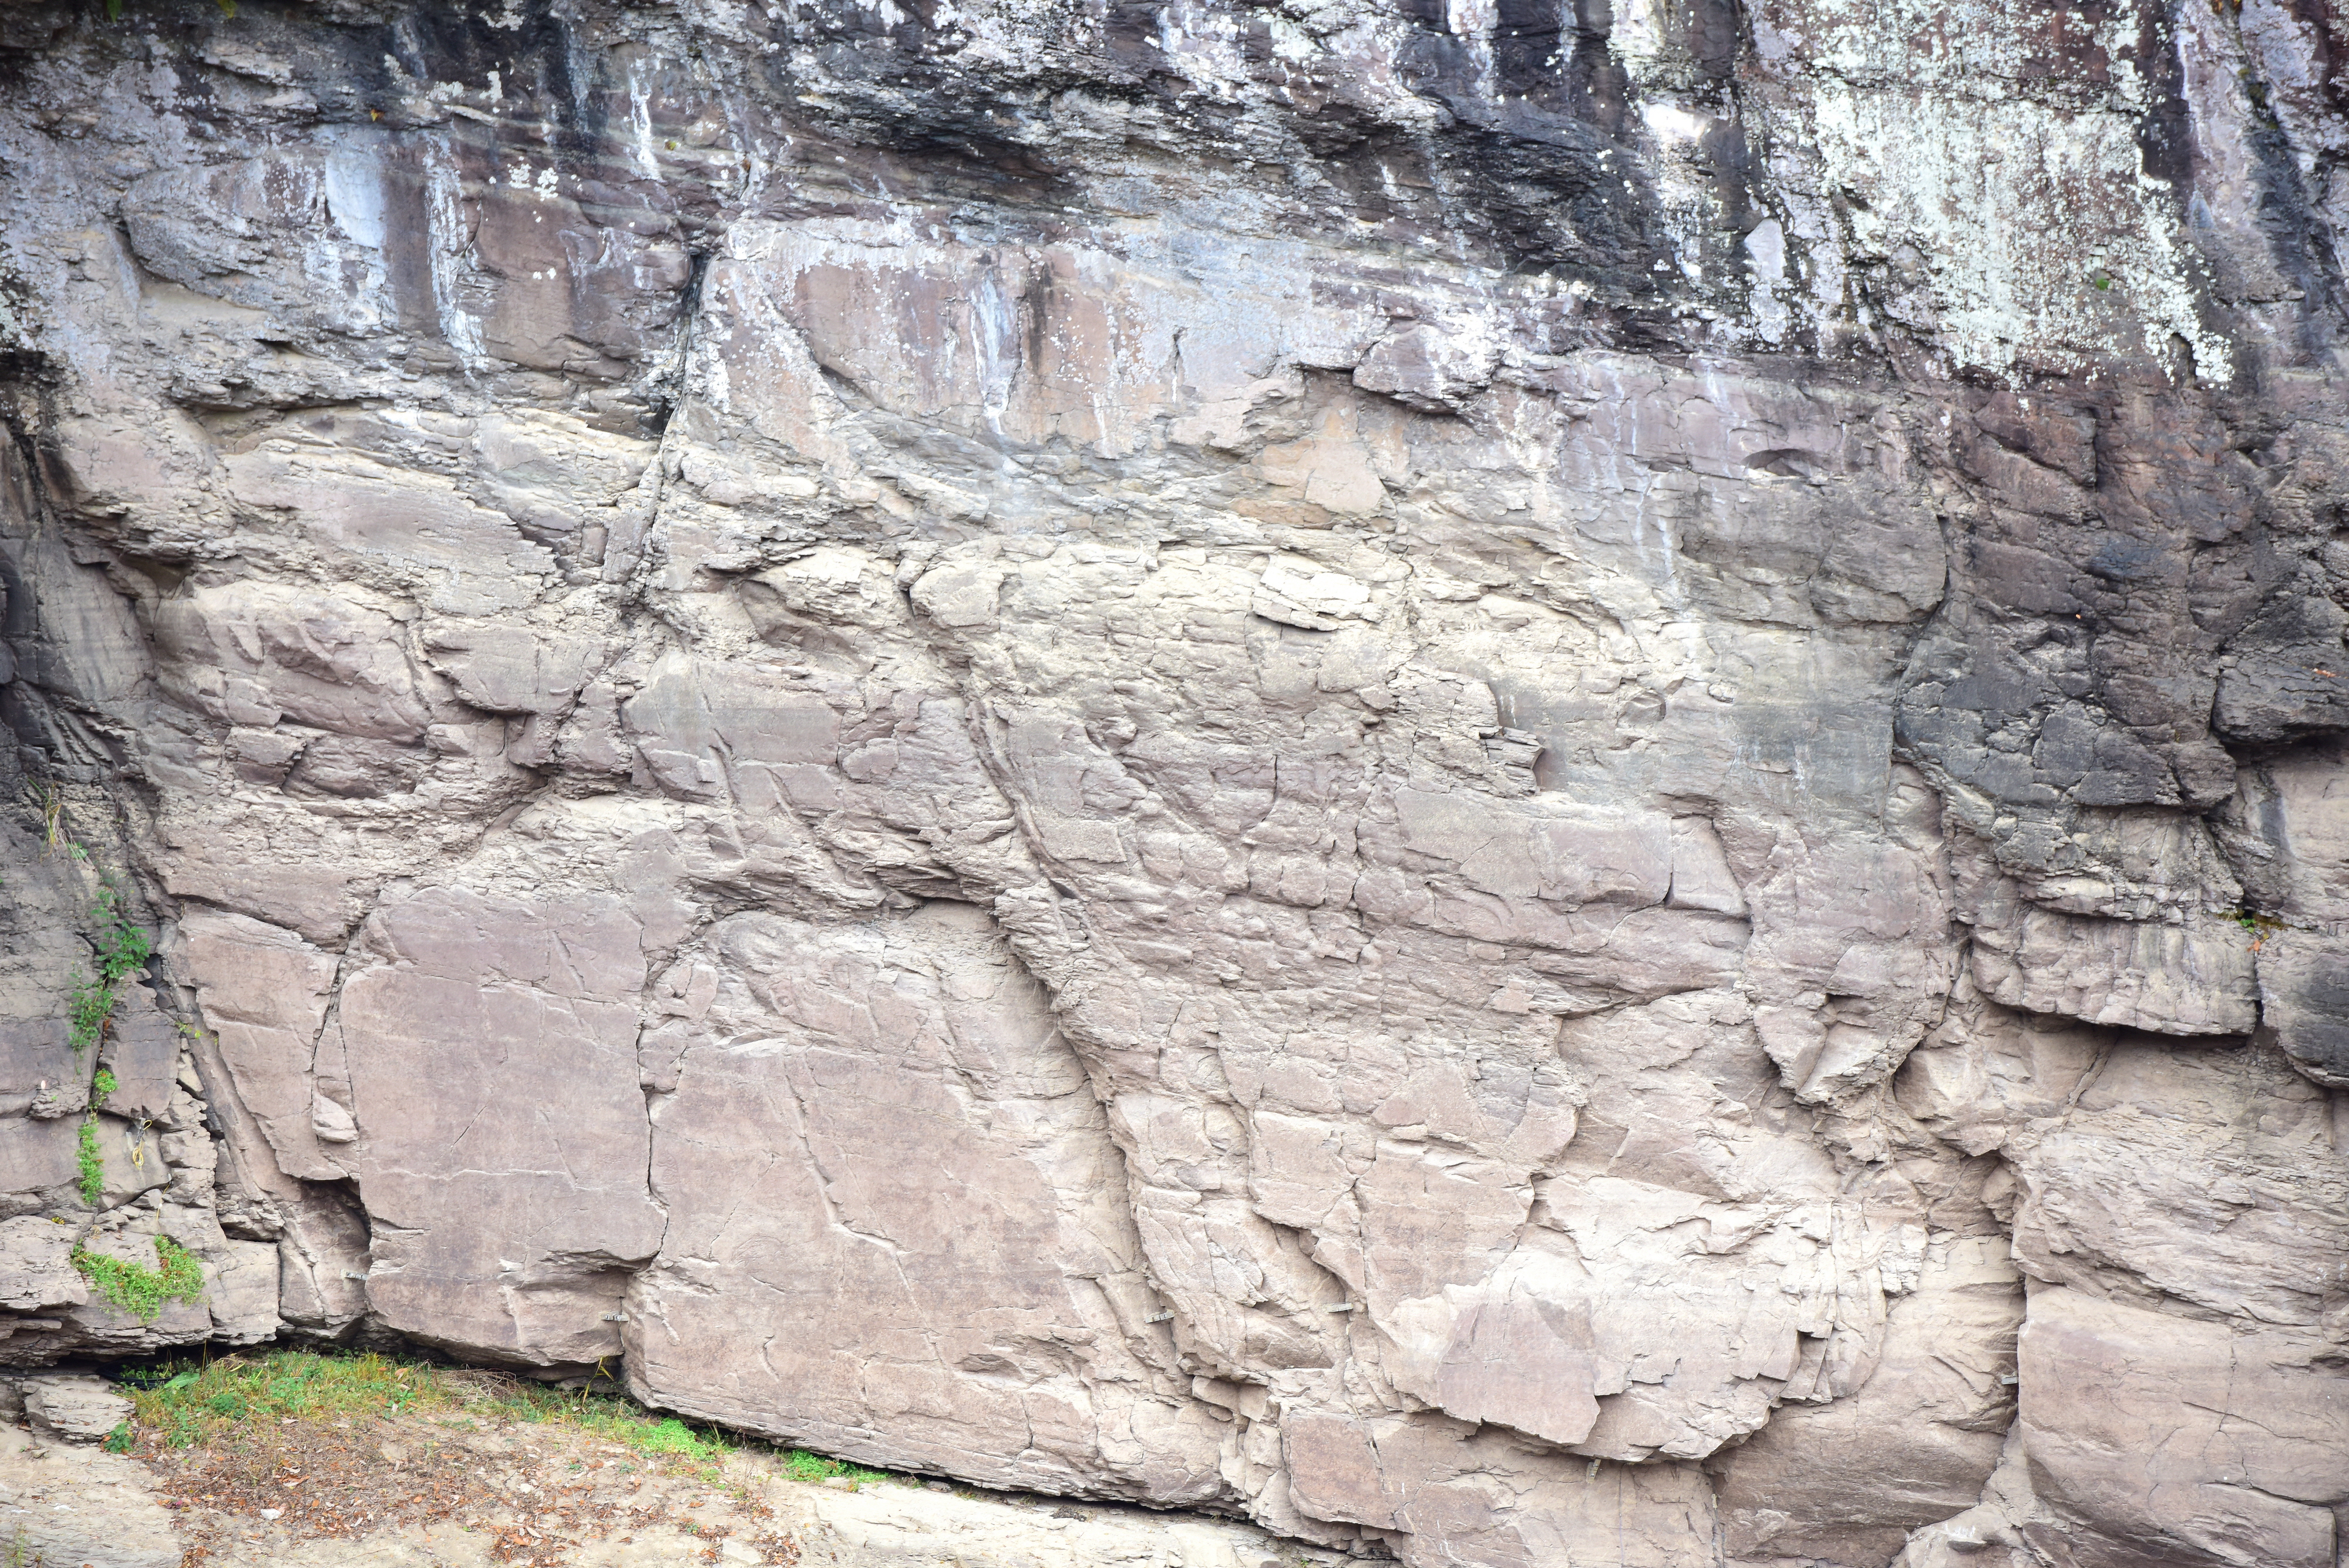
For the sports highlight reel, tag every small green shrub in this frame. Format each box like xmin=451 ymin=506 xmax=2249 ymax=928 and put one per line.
xmin=91 ymin=884 xmax=152 ymax=984
xmin=65 ymin=887 xmax=152 ymax=1059
xmin=73 ymin=1235 xmax=204 ymax=1320
xmin=68 ymin=974 xmax=113 ymax=1055
xmin=91 ymin=1066 xmax=117 ymax=1107
xmin=76 ymin=1114 xmax=104 ymax=1204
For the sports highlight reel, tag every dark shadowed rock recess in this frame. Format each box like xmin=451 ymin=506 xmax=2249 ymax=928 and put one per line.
xmin=1 ymin=0 xmax=2345 ymax=1563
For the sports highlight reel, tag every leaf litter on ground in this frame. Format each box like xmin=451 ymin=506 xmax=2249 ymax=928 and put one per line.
xmin=106 ymin=1349 xmax=898 ymax=1566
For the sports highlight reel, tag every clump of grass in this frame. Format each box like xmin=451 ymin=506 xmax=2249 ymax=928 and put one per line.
xmin=73 ymin=1236 xmax=204 ymax=1320
xmin=75 ymin=1114 xmax=104 ymax=1204
xmin=493 ymin=1380 xmax=742 ymax=1461
xmin=121 ymin=1350 xmax=441 ymax=1448
xmin=114 ymin=1347 xmax=861 ymax=1482
xmin=110 ymin=1348 xmax=907 ymax=1557
xmin=782 ymin=1448 xmax=890 ymax=1486
xmin=115 ymin=1347 xmax=909 ymax=1510
xmin=622 ymin=1414 xmax=723 ymax=1458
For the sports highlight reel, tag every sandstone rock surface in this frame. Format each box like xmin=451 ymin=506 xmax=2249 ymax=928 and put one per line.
xmin=0 ymin=0 xmax=2345 ymax=1564
xmin=15 ymin=1372 xmax=133 ymax=1445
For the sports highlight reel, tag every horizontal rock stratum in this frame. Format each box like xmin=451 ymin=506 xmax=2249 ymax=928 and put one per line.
xmin=1 ymin=0 xmax=2345 ymax=1564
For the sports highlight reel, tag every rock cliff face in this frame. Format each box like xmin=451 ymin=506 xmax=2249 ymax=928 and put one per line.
xmin=1 ymin=0 xmax=2345 ymax=1563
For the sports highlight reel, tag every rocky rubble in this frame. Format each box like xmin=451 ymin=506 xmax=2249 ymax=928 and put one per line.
xmin=0 ymin=0 xmax=2344 ymax=1564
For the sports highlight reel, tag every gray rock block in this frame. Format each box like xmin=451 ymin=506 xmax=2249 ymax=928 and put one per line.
xmin=17 ymin=1374 xmax=131 ymax=1443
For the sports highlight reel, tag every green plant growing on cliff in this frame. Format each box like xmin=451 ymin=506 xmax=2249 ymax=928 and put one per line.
xmin=65 ymin=885 xmax=151 ymax=1056
xmin=75 ymin=1114 xmax=104 ymax=1204
xmin=67 ymin=973 xmax=112 ymax=1055
xmin=92 ymin=884 xmax=152 ymax=982
xmin=72 ymin=1235 xmax=203 ymax=1320
xmin=91 ymin=1066 xmax=117 ymax=1107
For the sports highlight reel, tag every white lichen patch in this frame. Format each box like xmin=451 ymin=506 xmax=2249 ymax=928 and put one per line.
xmin=1799 ymin=79 xmax=2230 ymax=381
xmin=1687 ymin=0 xmax=2239 ymax=377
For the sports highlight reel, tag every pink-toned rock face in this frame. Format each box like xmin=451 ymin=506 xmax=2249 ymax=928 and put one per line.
xmin=0 ymin=1 xmax=2345 ymax=1564
xmin=2015 ymin=1288 xmax=2349 ymax=1568
xmin=628 ymin=907 xmax=1233 ymax=1499
xmin=336 ymin=888 xmax=665 ymax=1362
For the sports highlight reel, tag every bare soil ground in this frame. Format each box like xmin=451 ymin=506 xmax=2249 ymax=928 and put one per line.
xmin=3 ymin=1391 xmax=1327 ymax=1568
xmin=144 ymin=1405 xmax=807 ymax=1567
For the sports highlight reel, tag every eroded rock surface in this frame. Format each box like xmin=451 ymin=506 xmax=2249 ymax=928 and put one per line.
xmin=0 ymin=0 xmax=2345 ymax=1564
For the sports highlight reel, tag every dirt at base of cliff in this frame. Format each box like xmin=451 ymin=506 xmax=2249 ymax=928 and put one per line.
xmin=0 ymin=1411 xmax=1333 ymax=1568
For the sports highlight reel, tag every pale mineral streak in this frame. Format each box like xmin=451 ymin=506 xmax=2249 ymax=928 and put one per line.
xmin=0 ymin=0 xmax=2344 ymax=1564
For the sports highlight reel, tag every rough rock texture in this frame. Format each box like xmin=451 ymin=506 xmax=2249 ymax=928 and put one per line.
xmin=0 ymin=0 xmax=2345 ymax=1564
xmin=14 ymin=1370 xmax=134 ymax=1443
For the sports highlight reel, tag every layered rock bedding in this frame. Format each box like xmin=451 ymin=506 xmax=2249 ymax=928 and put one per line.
xmin=0 ymin=0 xmax=2345 ymax=1564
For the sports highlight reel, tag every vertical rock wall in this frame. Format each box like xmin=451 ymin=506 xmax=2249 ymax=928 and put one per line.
xmin=0 ymin=1 xmax=2344 ymax=1564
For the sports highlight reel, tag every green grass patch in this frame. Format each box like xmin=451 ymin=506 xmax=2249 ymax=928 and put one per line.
xmin=627 ymin=1415 xmax=725 ymax=1458
xmin=121 ymin=1350 xmax=441 ymax=1448
xmin=112 ymin=1347 xmax=891 ymax=1489
xmin=782 ymin=1448 xmax=891 ymax=1486
xmin=493 ymin=1381 xmax=746 ymax=1463
xmin=75 ymin=1115 xmax=103 ymax=1204
xmin=74 ymin=1235 xmax=204 ymax=1320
